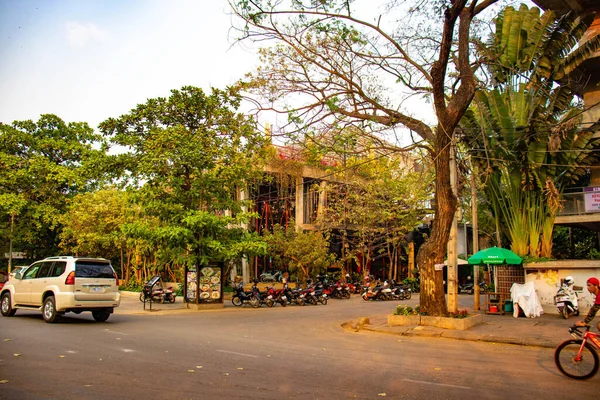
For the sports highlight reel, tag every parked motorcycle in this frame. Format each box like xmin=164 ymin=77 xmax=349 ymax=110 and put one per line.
xmin=554 ymin=276 xmax=579 ymax=319
xmin=390 ymin=281 xmax=412 ymax=300
xmin=458 ymin=281 xmax=487 ymax=295
xmin=362 ymin=281 xmax=392 ymax=301
xmin=265 ymin=285 xmax=287 ymax=307
xmin=161 ymin=286 xmax=176 ymax=303
xmin=283 ymin=283 xmax=306 ymax=306
xmin=231 ymin=282 xmax=261 ymax=308
xmin=259 ymin=270 xmax=283 ymax=283
xmin=139 ymin=275 xmax=175 ymax=303
xmin=139 ymin=286 xmax=165 ymax=303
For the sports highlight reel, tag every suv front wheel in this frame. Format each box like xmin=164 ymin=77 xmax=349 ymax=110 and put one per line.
xmin=1 ymin=292 xmax=16 ymax=317
xmin=43 ymin=296 xmax=61 ymax=323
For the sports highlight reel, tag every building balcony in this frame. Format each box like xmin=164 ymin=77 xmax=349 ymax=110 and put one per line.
xmin=555 ymin=186 xmax=600 ymax=231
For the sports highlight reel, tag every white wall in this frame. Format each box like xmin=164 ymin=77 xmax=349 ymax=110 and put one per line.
xmin=524 ymin=262 xmax=600 ymax=314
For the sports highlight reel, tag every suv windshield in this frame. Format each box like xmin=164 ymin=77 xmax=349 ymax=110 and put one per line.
xmin=75 ymin=261 xmax=115 ymax=279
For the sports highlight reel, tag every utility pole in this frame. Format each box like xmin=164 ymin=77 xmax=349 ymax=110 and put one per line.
xmin=471 ymin=171 xmax=480 ymax=310
xmin=8 ymin=213 xmax=14 ymax=273
xmin=447 ymin=140 xmax=458 ymax=313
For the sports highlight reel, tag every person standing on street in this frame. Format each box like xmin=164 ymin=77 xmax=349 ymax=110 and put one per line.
xmin=576 ymin=277 xmax=600 ymax=331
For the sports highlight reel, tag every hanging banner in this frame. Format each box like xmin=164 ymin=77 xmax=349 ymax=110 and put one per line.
xmin=584 ymin=187 xmax=600 ymax=212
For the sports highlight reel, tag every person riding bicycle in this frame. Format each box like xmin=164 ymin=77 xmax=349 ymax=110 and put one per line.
xmin=576 ymin=276 xmax=600 ymax=331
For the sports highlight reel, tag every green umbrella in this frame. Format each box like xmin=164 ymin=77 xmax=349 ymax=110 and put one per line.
xmin=467 ymin=247 xmax=522 ymax=265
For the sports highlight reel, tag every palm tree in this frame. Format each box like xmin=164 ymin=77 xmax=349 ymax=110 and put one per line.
xmin=461 ymin=4 xmax=600 ymax=257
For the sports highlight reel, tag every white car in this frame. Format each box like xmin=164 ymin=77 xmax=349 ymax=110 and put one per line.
xmin=1 ymin=256 xmax=120 ymax=323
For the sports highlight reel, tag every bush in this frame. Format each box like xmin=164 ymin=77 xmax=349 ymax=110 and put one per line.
xmin=402 ymin=277 xmax=419 ymax=292
xmin=119 ymin=279 xmax=143 ymax=292
xmin=394 ymin=304 xmax=421 ymax=316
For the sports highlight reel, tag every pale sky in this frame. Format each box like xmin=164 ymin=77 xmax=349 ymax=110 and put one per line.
xmin=0 ymin=0 xmax=258 ymax=129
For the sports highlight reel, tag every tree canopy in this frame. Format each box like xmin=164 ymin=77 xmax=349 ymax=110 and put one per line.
xmin=230 ymin=0 xmax=508 ymax=315
xmin=0 ymin=114 xmax=107 ymax=260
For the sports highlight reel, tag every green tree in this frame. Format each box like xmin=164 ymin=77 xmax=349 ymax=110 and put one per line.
xmin=263 ymin=223 xmax=335 ymax=285
xmin=99 ymin=86 xmax=271 ymax=271
xmin=318 ymin=150 xmax=433 ymax=280
xmin=230 ymin=0 xmax=501 ymax=315
xmin=461 ymin=5 xmax=600 ymax=257
xmin=0 ymin=114 xmax=107 ymax=260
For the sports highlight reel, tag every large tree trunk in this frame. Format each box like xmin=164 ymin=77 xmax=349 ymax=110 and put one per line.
xmin=416 ymin=125 xmax=457 ymax=315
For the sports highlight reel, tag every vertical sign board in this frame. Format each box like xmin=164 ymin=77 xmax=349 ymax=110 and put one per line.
xmin=184 ymin=265 xmax=198 ymax=304
xmin=584 ymin=187 xmax=600 ymax=213
xmin=184 ymin=263 xmax=224 ymax=304
xmin=197 ymin=264 xmax=223 ymax=303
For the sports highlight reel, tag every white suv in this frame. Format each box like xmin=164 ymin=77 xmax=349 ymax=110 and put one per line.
xmin=1 ymin=256 xmax=121 ymax=323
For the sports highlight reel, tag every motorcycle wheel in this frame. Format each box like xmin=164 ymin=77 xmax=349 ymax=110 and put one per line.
xmin=232 ymin=296 xmax=243 ymax=307
xmin=280 ymin=300 xmax=287 ymax=307
xmin=309 ymin=297 xmax=318 ymax=305
xmin=555 ymin=339 xmax=599 ymax=380
xmin=561 ymin=307 xmax=569 ymax=319
xmin=265 ymin=298 xmax=275 ymax=308
xmin=319 ymin=297 xmax=328 ymax=305
xmin=404 ymin=291 xmax=412 ymax=300
xmin=169 ymin=295 xmax=176 ymax=304
xmin=250 ymin=296 xmax=261 ymax=308
xmin=362 ymin=294 xmax=370 ymax=301
xmin=297 ymin=299 xmax=305 ymax=306
xmin=343 ymin=291 xmax=351 ymax=299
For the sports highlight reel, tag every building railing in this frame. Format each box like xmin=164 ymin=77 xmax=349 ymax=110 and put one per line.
xmin=558 ymin=186 xmax=600 ymax=216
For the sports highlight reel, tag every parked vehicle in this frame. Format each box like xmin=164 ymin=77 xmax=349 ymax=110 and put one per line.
xmin=259 ymin=270 xmax=283 ymax=283
xmin=458 ymin=281 xmax=487 ymax=295
xmin=1 ymin=256 xmax=120 ymax=323
xmin=362 ymin=281 xmax=392 ymax=301
xmin=390 ymin=281 xmax=412 ymax=300
xmin=265 ymin=285 xmax=287 ymax=307
xmin=283 ymin=283 xmax=305 ymax=306
xmin=231 ymin=282 xmax=261 ymax=308
xmin=0 ymin=271 xmax=7 ymax=290
xmin=301 ymin=282 xmax=328 ymax=305
xmin=139 ymin=275 xmax=176 ymax=304
xmin=161 ymin=286 xmax=176 ymax=303
xmin=554 ymin=276 xmax=579 ymax=319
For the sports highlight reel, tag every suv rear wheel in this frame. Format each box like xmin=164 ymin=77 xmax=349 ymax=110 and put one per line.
xmin=42 ymin=296 xmax=61 ymax=323
xmin=92 ymin=309 xmax=111 ymax=322
xmin=1 ymin=293 xmax=16 ymax=317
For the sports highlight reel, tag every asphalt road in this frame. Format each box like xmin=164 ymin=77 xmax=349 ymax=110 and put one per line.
xmin=0 ymin=295 xmax=597 ymax=399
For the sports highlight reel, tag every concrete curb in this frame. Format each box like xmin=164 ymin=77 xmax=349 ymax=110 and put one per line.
xmin=343 ymin=317 xmax=559 ymax=349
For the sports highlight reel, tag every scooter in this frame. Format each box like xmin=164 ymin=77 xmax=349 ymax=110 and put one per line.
xmin=362 ymin=281 xmax=392 ymax=301
xmin=161 ymin=286 xmax=176 ymax=303
xmin=458 ymin=281 xmax=487 ymax=295
xmin=259 ymin=270 xmax=283 ymax=283
xmin=554 ymin=278 xmax=579 ymax=319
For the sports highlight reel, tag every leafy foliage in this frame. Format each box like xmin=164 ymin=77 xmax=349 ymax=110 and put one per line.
xmin=462 ymin=5 xmax=600 ymax=257
xmin=0 ymin=114 xmax=108 ymax=260
xmin=262 ymin=223 xmax=335 ymax=285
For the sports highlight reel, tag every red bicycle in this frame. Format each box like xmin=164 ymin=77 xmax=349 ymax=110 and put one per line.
xmin=555 ymin=325 xmax=600 ymax=380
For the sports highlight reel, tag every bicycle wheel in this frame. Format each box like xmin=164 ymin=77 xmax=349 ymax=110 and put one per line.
xmin=554 ymin=339 xmax=599 ymax=380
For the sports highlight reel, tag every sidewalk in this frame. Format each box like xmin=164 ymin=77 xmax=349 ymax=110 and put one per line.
xmin=347 ymin=311 xmax=577 ymax=348
xmin=117 ymin=291 xmax=578 ymax=348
